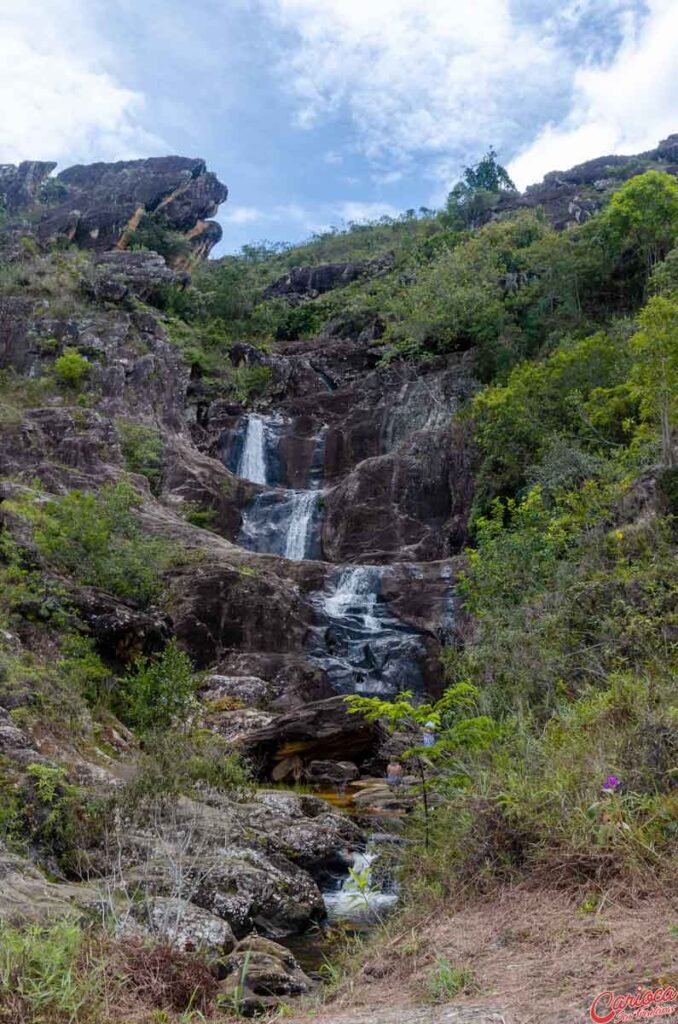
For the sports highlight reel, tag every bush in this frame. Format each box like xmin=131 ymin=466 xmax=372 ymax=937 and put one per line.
xmin=118 ymin=640 xmax=197 ymax=734
xmin=122 ymin=728 xmax=254 ymax=805
xmin=53 ymin=347 xmax=91 ymax=388
xmin=32 ymin=480 xmax=174 ymax=605
xmin=0 ymin=919 xmax=219 ymax=1023
xmin=128 ymin=213 xmax=191 ymax=264
xmin=116 ymin=419 xmax=164 ymax=492
xmin=17 ymin=764 xmax=100 ymax=875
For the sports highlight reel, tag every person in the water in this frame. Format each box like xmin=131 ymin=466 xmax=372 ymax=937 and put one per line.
xmin=386 ymin=762 xmax=403 ymax=788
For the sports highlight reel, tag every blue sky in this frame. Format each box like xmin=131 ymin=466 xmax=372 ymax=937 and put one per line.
xmin=1 ymin=1 xmax=676 ymax=253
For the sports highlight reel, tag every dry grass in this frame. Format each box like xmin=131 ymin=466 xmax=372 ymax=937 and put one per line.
xmin=0 ymin=926 xmax=232 ymax=1024
xmin=296 ymin=884 xmax=678 ymax=1024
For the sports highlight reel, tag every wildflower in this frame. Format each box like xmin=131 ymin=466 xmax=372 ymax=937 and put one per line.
xmin=602 ymin=774 xmax=620 ymax=793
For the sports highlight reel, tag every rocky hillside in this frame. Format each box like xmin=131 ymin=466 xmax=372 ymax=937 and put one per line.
xmin=0 ymin=141 xmax=676 ymax=1023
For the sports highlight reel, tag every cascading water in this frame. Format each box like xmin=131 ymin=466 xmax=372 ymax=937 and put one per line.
xmin=284 ymin=491 xmax=320 ymax=560
xmin=237 ymin=414 xmax=267 ymax=485
xmin=233 ymin=414 xmax=325 ymax=561
xmin=323 ymin=843 xmax=399 ymax=925
xmin=324 ymin=566 xmax=380 ymax=631
xmin=310 ymin=565 xmax=426 ymax=695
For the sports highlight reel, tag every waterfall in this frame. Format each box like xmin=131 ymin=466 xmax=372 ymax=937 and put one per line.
xmin=310 ymin=565 xmax=425 ymax=695
xmin=323 ymin=844 xmax=398 ymax=925
xmin=238 ymin=415 xmax=267 ymax=485
xmin=284 ymin=491 xmax=319 ymax=561
xmin=324 ymin=566 xmax=380 ymax=631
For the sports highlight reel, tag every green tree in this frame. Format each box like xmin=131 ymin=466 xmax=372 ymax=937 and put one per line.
xmin=606 ymin=171 xmax=678 ymax=277
xmin=120 ymin=639 xmax=197 ymax=734
xmin=462 ymin=147 xmax=516 ymax=194
xmin=34 ymin=480 xmax=171 ymax=605
xmin=442 ymin=147 xmax=516 ymax=230
xmin=629 ymin=295 xmax=678 ymax=467
xmin=53 ymin=348 xmax=91 ymax=388
xmin=346 ymin=686 xmax=496 ymax=849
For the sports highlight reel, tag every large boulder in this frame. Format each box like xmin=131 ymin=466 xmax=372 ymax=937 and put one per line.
xmin=113 ymin=790 xmax=362 ymax=939
xmin=240 ymin=695 xmax=384 ymax=776
xmin=218 ymin=935 xmax=312 ymax=1016
xmin=136 ymin=896 xmax=236 ymax=955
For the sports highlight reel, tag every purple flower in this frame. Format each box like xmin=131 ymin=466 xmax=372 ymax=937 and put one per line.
xmin=602 ymin=774 xmax=620 ymax=792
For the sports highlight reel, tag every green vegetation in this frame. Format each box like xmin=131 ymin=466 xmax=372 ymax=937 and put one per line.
xmin=30 ymin=480 xmax=174 ymax=605
xmin=118 ymin=639 xmax=197 ymax=734
xmin=0 ymin=918 xmax=220 ymax=1023
xmin=160 ymin=168 xmax=676 ymax=391
xmin=442 ymin=147 xmax=516 ymax=230
xmin=425 ymin=959 xmax=477 ymax=1002
xmin=128 ymin=212 xmax=192 ymax=264
xmin=348 ymin=272 xmax=677 ymax=901
xmin=116 ymin=418 xmax=165 ymax=491
xmin=54 ymin=347 xmax=91 ymax=388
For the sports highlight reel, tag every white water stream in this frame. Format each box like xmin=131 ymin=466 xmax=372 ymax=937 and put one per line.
xmin=283 ymin=490 xmax=320 ymax=560
xmin=237 ymin=414 xmax=267 ymax=485
xmin=323 ymin=845 xmax=399 ymax=925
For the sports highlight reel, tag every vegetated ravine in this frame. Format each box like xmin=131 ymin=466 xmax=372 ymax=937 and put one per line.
xmin=0 ymin=139 xmax=676 ymax=1018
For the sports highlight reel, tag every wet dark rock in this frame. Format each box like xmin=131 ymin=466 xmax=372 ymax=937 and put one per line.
xmin=69 ymin=587 xmax=172 ymax=665
xmin=240 ymin=695 xmax=384 ymax=775
xmin=167 ymin=559 xmax=318 ymax=669
xmin=306 ymin=759 xmax=359 ymax=785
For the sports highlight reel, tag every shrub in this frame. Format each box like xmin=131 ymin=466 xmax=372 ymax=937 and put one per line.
xmin=18 ymin=764 xmax=100 ymax=875
xmin=128 ymin=213 xmax=191 ymax=263
xmin=33 ymin=480 xmax=173 ymax=605
xmin=227 ymin=364 xmax=272 ymax=404
xmin=0 ymin=919 xmax=219 ymax=1023
xmin=119 ymin=640 xmax=197 ymax=734
xmin=122 ymin=728 xmax=254 ymax=806
xmin=425 ymin=959 xmax=477 ymax=1002
xmin=116 ymin=419 xmax=164 ymax=492
xmin=53 ymin=347 xmax=91 ymax=388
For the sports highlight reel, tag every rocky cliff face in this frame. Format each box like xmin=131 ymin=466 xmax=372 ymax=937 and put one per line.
xmin=494 ymin=133 xmax=678 ymax=229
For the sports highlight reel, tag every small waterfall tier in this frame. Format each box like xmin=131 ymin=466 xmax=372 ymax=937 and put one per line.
xmin=310 ymin=566 xmax=426 ymax=695
xmin=323 ymin=841 xmax=399 ymax=925
xmin=227 ymin=413 xmax=289 ymax=487
xmin=230 ymin=413 xmax=326 ymax=561
xmin=238 ymin=489 xmax=322 ymax=561
xmin=238 ymin=414 xmax=267 ymax=484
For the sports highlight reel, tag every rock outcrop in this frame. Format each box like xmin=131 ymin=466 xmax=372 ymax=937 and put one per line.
xmin=494 ymin=133 xmax=678 ymax=229
xmin=262 ymin=253 xmax=394 ymax=302
xmin=0 ymin=155 xmax=227 ymax=262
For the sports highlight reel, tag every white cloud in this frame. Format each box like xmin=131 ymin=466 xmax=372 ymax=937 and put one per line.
xmin=261 ymin=0 xmax=673 ymax=190
xmin=222 ymin=205 xmax=264 ymax=224
xmin=261 ymin=0 xmax=575 ymax=176
xmin=337 ymin=200 xmax=400 ymax=222
xmin=372 ymin=170 xmax=404 ymax=186
xmin=0 ymin=1 xmax=162 ymax=165
xmin=509 ymin=0 xmax=678 ymax=186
